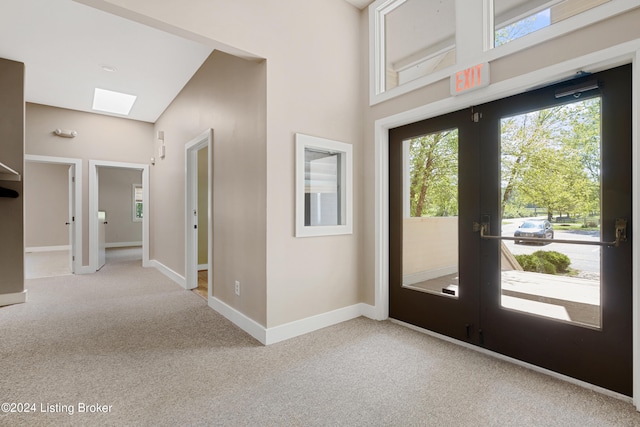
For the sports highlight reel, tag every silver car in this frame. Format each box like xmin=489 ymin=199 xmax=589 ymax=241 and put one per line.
xmin=514 ymin=220 xmax=554 ymax=244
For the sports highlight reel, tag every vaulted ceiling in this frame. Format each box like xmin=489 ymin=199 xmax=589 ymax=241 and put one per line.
xmin=0 ymin=0 xmax=373 ymax=124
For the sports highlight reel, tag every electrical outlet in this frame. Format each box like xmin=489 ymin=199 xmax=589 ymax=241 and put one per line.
xmin=235 ymin=280 xmax=240 ymax=296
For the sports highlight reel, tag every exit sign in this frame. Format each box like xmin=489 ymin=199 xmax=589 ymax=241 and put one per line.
xmin=450 ymin=63 xmax=490 ymax=96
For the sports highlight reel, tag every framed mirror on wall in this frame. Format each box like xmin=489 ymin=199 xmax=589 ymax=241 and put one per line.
xmin=295 ymin=133 xmax=353 ymax=238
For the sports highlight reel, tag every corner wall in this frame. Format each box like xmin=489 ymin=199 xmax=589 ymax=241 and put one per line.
xmin=152 ymin=50 xmax=267 ymax=326
xmin=82 ymin=0 xmax=363 ymax=330
xmin=0 ymin=58 xmax=25 ymax=304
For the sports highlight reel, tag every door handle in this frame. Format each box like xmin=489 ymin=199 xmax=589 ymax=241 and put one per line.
xmin=475 ymin=217 xmax=627 ymax=247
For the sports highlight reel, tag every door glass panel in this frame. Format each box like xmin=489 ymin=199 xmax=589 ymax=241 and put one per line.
xmin=403 ymin=128 xmax=459 ymax=297
xmin=499 ymin=97 xmax=602 ymax=328
xmin=493 ymin=0 xmax=611 ymax=48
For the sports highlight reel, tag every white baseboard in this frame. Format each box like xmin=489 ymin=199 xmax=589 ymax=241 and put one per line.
xmin=207 ymin=297 xmax=376 ymax=346
xmin=148 ymin=257 xmax=376 ymax=346
xmin=75 ymin=265 xmax=96 ymax=275
xmin=197 ymin=264 xmax=209 ymax=271
xmin=150 ymin=259 xmax=186 ymax=288
xmin=265 ymin=303 xmax=376 ymax=345
xmin=105 ymin=242 xmax=142 ymax=248
xmin=404 ymin=265 xmax=458 ymax=286
xmin=25 ymin=245 xmax=70 ymax=253
xmin=0 ymin=290 xmax=27 ymax=307
xmin=209 ymin=297 xmax=267 ymax=344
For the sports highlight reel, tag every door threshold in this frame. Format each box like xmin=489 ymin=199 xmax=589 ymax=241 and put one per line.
xmin=390 ymin=318 xmax=632 ymax=404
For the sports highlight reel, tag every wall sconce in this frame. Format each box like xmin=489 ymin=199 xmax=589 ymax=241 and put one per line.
xmin=54 ymin=128 xmax=78 ymax=138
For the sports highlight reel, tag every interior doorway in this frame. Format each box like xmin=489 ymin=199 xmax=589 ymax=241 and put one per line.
xmin=389 ymin=65 xmax=632 ymax=395
xmin=89 ymin=160 xmax=149 ymax=272
xmin=185 ymin=129 xmax=212 ymax=300
xmin=24 ymin=155 xmax=82 ymax=277
xmin=97 ymin=166 xmax=144 ymax=269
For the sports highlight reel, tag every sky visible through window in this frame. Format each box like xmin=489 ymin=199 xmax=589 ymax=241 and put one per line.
xmin=495 ymin=9 xmax=551 ymax=47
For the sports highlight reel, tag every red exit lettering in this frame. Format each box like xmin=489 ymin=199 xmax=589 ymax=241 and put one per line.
xmin=450 ymin=63 xmax=490 ymax=96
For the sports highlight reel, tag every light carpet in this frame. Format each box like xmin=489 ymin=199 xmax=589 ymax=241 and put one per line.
xmin=1 ymin=254 xmax=639 ymax=426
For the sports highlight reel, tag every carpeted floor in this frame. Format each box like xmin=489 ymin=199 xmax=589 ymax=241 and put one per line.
xmin=1 ymin=254 xmax=640 ymax=426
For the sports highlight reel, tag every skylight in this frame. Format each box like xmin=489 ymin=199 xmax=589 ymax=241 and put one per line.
xmin=92 ymin=88 xmax=137 ymax=115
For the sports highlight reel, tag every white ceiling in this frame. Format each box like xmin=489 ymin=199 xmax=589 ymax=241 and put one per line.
xmin=0 ymin=0 xmax=372 ymax=124
xmin=0 ymin=0 xmax=213 ymax=123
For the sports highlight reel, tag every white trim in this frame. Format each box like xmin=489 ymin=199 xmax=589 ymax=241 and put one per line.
xmin=633 ymin=47 xmax=640 ymax=407
xmin=89 ymin=160 xmax=150 ymax=272
xmin=25 ymin=154 xmax=82 ymax=274
xmin=295 ymin=133 xmax=353 ymax=237
xmin=374 ymin=39 xmax=640 ymax=405
xmin=149 ymin=259 xmax=186 ymax=288
xmin=185 ymin=129 xmax=213 ymax=292
xmin=265 ymin=303 xmax=376 ymax=345
xmin=25 ymin=245 xmax=70 ymax=253
xmin=105 ymin=242 xmax=143 ymax=248
xmin=0 ymin=290 xmax=27 ymax=307
xmin=75 ymin=265 xmax=96 ymax=275
xmin=392 ymin=318 xmax=633 ymax=404
xmin=369 ymin=0 xmax=640 ymax=105
xmin=209 ymin=297 xmax=267 ymax=344
xmin=197 ymin=263 xmax=209 ymax=271
xmin=207 ymin=298 xmax=377 ymax=346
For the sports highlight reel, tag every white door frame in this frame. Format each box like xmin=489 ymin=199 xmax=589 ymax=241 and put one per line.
xmin=89 ymin=160 xmax=150 ymax=271
xmin=185 ymin=129 xmax=213 ymax=295
xmin=24 ymin=154 xmax=82 ymax=274
xmin=374 ymin=41 xmax=640 ymax=403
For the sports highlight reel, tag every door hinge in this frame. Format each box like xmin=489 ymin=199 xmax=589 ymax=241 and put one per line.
xmin=72 ymin=256 xmax=75 ymax=261
xmin=72 ymin=216 xmax=75 ymax=222
xmin=72 ymin=176 xmax=75 ymax=182
xmin=471 ymin=106 xmax=482 ymax=122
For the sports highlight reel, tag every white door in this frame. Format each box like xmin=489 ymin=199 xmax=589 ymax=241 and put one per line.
xmin=67 ymin=165 xmax=76 ymax=273
xmin=98 ymin=210 xmax=106 ymax=270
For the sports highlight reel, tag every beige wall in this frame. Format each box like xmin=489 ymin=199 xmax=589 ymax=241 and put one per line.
xmin=197 ymin=146 xmax=208 ymax=266
xmin=24 ymin=162 xmax=69 ymax=248
xmin=98 ymin=167 xmax=142 ymax=245
xmin=85 ymin=0 xmax=366 ymax=328
xmin=0 ymin=58 xmax=24 ymax=297
xmin=25 ymin=103 xmax=153 ymax=266
xmin=152 ymin=50 xmax=267 ymax=325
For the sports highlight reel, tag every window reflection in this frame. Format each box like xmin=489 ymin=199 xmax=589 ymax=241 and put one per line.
xmin=384 ymin=0 xmax=456 ymax=91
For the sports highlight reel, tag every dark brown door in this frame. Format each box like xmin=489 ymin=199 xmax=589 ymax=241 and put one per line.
xmin=389 ymin=64 xmax=632 ymax=395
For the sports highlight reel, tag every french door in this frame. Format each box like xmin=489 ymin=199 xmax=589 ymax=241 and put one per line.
xmin=389 ymin=64 xmax=632 ymax=395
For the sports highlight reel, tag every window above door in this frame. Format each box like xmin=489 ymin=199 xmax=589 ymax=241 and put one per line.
xmin=368 ymin=0 xmax=638 ymax=105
